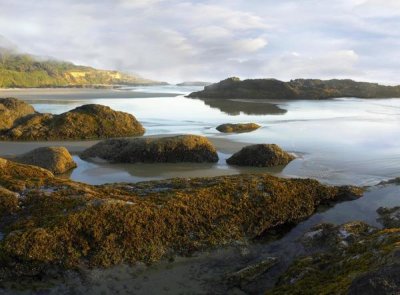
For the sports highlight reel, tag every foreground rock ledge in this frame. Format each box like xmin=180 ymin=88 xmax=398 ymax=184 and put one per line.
xmin=270 ymin=220 xmax=400 ymax=294
xmin=81 ymin=135 xmax=219 ymax=163
xmin=0 ymin=158 xmax=362 ymax=279
xmin=227 ymin=144 xmax=295 ymax=167
xmin=13 ymin=146 xmax=77 ymax=174
xmin=0 ymin=99 xmax=145 ymax=140
xmin=216 ymin=123 xmax=261 ymax=133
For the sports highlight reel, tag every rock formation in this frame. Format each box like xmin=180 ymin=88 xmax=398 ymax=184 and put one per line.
xmin=226 ymin=144 xmax=295 ymax=167
xmin=14 ymin=146 xmax=77 ymax=174
xmin=0 ymin=99 xmax=145 ymax=140
xmin=81 ymin=135 xmax=219 ymax=163
xmin=216 ymin=123 xmax=261 ymax=133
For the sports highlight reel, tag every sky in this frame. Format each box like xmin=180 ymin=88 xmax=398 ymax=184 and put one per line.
xmin=0 ymin=0 xmax=400 ymax=84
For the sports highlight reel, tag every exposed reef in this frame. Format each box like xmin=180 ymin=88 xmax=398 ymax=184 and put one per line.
xmin=0 ymin=158 xmax=362 ymax=282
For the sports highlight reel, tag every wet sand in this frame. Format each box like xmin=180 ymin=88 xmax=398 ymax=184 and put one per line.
xmin=0 ymin=87 xmax=180 ymax=100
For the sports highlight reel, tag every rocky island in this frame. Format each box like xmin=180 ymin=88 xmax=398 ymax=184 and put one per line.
xmin=189 ymin=77 xmax=400 ymax=100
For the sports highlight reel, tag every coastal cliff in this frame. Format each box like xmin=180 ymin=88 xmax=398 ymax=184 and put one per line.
xmin=0 ymin=50 xmax=165 ymax=88
xmin=189 ymin=77 xmax=400 ymax=100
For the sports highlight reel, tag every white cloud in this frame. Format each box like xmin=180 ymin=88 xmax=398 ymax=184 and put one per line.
xmin=0 ymin=0 xmax=399 ymax=83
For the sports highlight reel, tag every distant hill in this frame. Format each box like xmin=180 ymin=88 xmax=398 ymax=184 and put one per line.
xmin=0 ymin=49 xmax=165 ymax=88
xmin=189 ymin=77 xmax=400 ymax=100
xmin=176 ymin=81 xmax=212 ymax=87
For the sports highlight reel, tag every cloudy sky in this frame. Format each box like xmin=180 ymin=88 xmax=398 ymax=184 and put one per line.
xmin=0 ymin=0 xmax=399 ymax=83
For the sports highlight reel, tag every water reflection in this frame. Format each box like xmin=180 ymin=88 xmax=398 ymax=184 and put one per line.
xmin=197 ymin=98 xmax=287 ymax=115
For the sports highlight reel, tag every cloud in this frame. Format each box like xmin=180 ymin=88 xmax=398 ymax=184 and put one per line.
xmin=0 ymin=0 xmax=398 ymax=83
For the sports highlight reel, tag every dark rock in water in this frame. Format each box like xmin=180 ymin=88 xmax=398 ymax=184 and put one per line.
xmin=226 ymin=144 xmax=295 ymax=167
xmin=188 ymin=77 xmax=400 ymax=100
xmin=226 ymin=257 xmax=279 ymax=285
xmin=216 ymin=123 xmax=260 ymax=133
xmin=377 ymin=207 xmax=400 ymax=228
xmin=348 ymin=264 xmax=400 ymax=295
xmin=80 ymin=135 xmax=219 ymax=163
xmin=0 ymin=100 xmax=145 ymax=140
xmin=14 ymin=146 xmax=77 ymax=174
xmin=0 ymin=97 xmax=35 ymax=131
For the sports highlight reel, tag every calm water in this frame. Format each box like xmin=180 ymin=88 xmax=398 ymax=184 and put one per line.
xmin=26 ymin=85 xmax=400 ymax=186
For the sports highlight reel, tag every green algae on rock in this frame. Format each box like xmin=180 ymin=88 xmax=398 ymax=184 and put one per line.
xmin=80 ymin=135 xmax=219 ymax=163
xmin=0 ymin=97 xmax=35 ymax=131
xmin=13 ymin=146 xmax=77 ymax=174
xmin=0 ymin=158 xmax=362 ymax=280
xmin=216 ymin=123 xmax=261 ymax=133
xmin=227 ymin=144 xmax=295 ymax=167
xmin=269 ymin=220 xmax=400 ymax=294
xmin=0 ymin=99 xmax=145 ymax=140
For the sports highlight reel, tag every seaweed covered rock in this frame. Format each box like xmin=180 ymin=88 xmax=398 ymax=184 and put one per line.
xmin=270 ymin=221 xmax=400 ymax=294
xmin=216 ymin=123 xmax=261 ymax=133
xmin=0 ymin=101 xmax=145 ymax=140
xmin=0 ymin=158 xmax=363 ymax=278
xmin=81 ymin=135 xmax=219 ymax=163
xmin=226 ymin=144 xmax=295 ymax=167
xmin=0 ymin=97 xmax=35 ymax=131
xmin=348 ymin=264 xmax=400 ymax=295
xmin=14 ymin=147 xmax=77 ymax=174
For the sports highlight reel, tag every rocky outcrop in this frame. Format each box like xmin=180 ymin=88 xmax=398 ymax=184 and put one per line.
xmin=0 ymin=97 xmax=35 ymax=130
xmin=81 ymin=135 xmax=219 ymax=163
xmin=216 ymin=123 xmax=260 ymax=133
xmin=0 ymin=101 xmax=145 ymax=140
xmin=0 ymin=158 xmax=363 ymax=280
xmin=14 ymin=147 xmax=77 ymax=174
xmin=189 ymin=77 xmax=400 ymax=100
xmin=270 ymin=218 xmax=400 ymax=294
xmin=226 ymin=144 xmax=295 ymax=167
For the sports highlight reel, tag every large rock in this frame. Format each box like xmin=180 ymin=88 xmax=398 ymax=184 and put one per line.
xmin=14 ymin=147 xmax=77 ymax=174
xmin=226 ymin=144 xmax=295 ymax=167
xmin=81 ymin=135 xmax=219 ymax=163
xmin=216 ymin=123 xmax=260 ymax=133
xmin=0 ymin=97 xmax=35 ymax=131
xmin=1 ymin=103 xmax=145 ymax=140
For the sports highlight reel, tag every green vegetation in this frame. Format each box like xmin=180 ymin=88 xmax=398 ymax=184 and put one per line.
xmin=0 ymin=50 xmax=160 ymax=88
xmin=0 ymin=158 xmax=362 ymax=280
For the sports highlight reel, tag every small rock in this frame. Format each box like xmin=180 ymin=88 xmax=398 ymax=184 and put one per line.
xmin=216 ymin=123 xmax=260 ymax=133
xmin=14 ymin=147 xmax=77 ymax=174
xmin=226 ymin=144 xmax=295 ymax=167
